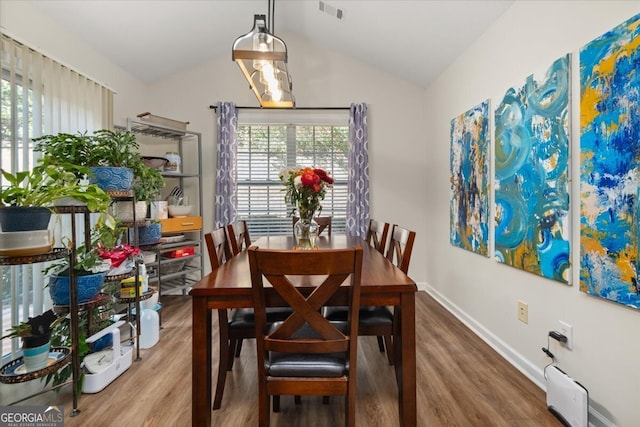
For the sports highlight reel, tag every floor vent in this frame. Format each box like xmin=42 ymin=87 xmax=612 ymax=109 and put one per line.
xmin=546 ymin=366 xmax=589 ymax=427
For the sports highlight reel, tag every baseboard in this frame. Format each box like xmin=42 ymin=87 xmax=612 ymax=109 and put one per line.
xmin=420 ymin=283 xmax=615 ymax=427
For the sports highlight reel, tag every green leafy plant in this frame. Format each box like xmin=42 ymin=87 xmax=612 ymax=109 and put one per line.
xmin=132 ymin=162 xmax=165 ymax=203
xmin=35 ymin=129 xmax=141 ymax=168
xmin=44 ymin=217 xmax=117 ymax=277
xmin=89 ymin=129 xmax=141 ymax=168
xmin=34 ymin=132 xmax=93 ymax=169
xmin=0 ymin=164 xmax=111 ymax=211
xmin=47 ymin=314 xmax=89 ymax=393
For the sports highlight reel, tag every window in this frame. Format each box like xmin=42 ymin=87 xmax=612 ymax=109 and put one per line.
xmin=1 ymin=33 xmax=113 ymax=359
xmin=236 ymin=113 xmax=349 ymax=237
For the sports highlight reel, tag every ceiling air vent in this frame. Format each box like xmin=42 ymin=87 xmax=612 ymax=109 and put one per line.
xmin=319 ymin=1 xmax=344 ymax=20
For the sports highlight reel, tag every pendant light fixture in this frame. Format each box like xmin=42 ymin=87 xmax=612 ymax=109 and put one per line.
xmin=232 ymin=1 xmax=295 ymax=108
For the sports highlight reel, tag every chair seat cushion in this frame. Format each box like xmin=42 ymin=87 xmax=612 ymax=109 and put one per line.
xmin=266 ymin=322 xmax=348 ymax=378
xmin=324 ymin=306 xmax=393 ymax=327
xmin=229 ymin=307 xmax=294 ymax=328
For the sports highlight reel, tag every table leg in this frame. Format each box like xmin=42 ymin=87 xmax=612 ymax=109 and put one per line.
xmin=192 ymin=297 xmax=212 ymax=426
xmin=213 ymin=309 xmax=230 ymax=409
xmin=397 ymin=292 xmax=417 ymax=427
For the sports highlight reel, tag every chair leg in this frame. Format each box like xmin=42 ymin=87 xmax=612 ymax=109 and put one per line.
xmin=273 ymin=395 xmax=280 ymax=412
xmin=376 ymin=336 xmax=385 ymax=352
xmin=227 ymin=339 xmax=238 ymax=370
xmin=322 ymin=396 xmax=329 ymax=405
xmin=345 ymin=393 xmax=355 ymax=427
xmin=213 ymin=310 xmax=230 ymax=410
xmin=235 ymin=338 xmax=244 ymax=357
xmin=383 ymin=334 xmax=394 ymax=365
xmin=294 ymin=395 xmax=301 ymax=405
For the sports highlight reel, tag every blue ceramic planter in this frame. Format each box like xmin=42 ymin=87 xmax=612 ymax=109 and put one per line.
xmin=49 ymin=272 xmax=105 ymax=305
xmin=133 ymin=222 xmax=162 ymax=245
xmin=91 ymin=333 xmax=113 ymax=352
xmin=0 ymin=206 xmax=51 ymax=232
xmin=90 ymin=166 xmax=134 ymax=191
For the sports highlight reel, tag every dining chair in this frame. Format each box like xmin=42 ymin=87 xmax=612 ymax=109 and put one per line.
xmin=325 ymin=223 xmax=416 ymax=365
xmin=248 ymin=245 xmax=363 ymax=427
xmin=204 ymin=227 xmax=232 ymax=269
xmin=204 ymin=228 xmax=236 ymax=409
xmin=292 ymin=215 xmax=332 ymax=236
xmin=366 ymin=218 xmax=390 ymax=254
xmin=206 ymin=228 xmax=293 ymax=410
xmin=225 ymin=220 xmax=252 ymax=256
xmin=385 ymin=224 xmax=416 ymax=276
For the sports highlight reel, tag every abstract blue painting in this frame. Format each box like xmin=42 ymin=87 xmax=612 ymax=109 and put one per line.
xmin=450 ymin=101 xmax=490 ymax=256
xmin=580 ymin=14 xmax=640 ymax=309
xmin=494 ymin=55 xmax=571 ymax=284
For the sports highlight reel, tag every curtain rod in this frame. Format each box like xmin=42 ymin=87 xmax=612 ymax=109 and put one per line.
xmin=209 ymin=105 xmax=350 ymax=111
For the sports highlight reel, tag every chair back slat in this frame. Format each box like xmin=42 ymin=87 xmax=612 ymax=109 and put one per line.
xmin=248 ymin=246 xmax=363 ymax=356
xmin=366 ymin=219 xmax=390 ymax=254
xmin=385 ymin=224 xmax=416 ymax=274
xmin=204 ymin=227 xmax=232 ymax=270
xmin=226 ymin=220 xmax=252 ymax=256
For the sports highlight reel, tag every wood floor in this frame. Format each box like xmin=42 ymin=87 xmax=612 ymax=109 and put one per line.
xmin=19 ymin=291 xmax=561 ymax=426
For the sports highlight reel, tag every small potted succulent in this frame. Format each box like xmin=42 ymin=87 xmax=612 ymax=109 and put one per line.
xmin=2 ymin=310 xmax=62 ymax=371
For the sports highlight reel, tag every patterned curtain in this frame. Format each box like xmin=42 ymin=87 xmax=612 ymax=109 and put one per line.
xmin=215 ymin=102 xmax=238 ymax=228
xmin=346 ymin=103 xmax=370 ymax=237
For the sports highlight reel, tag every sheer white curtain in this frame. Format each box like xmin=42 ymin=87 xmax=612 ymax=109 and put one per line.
xmin=1 ymin=33 xmax=114 ymax=358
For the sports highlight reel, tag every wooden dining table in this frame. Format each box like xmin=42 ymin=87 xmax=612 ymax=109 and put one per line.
xmin=190 ymin=235 xmax=417 ymax=426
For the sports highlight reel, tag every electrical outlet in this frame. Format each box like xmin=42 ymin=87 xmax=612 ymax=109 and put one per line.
xmin=517 ymin=301 xmax=528 ymax=323
xmin=558 ymin=321 xmax=573 ymax=350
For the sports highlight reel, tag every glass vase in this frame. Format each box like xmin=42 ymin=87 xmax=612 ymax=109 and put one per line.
xmin=294 ymin=207 xmax=319 ymax=250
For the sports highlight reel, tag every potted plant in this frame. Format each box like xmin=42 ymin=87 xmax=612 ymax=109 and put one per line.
xmin=129 ymin=162 xmax=165 ymax=241
xmin=45 ymin=219 xmax=114 ymax=306
xmin=2 ymin=310 xmax=62 ymax=371
xmin=35 ymin=129 xmax=143 ymax=192
xmin=111 ymin=160 xmax=165 ymax=223
xmin=132 ymin=161 xmax=165 ymax=205
xmin=0 ymin=164 xmax=112 ymax=255
xmin=88 ymin=129 xmax=141 ymax=191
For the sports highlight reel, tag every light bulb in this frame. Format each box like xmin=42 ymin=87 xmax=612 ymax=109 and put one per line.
xmin=271 ymin=87 xmax=283 ymax=102
xmin=253 ymin=33 xmax=271 ymax=71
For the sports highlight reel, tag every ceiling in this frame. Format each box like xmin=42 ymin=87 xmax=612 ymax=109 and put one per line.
xmin=27 ymin=0 xmax=514 ymax=87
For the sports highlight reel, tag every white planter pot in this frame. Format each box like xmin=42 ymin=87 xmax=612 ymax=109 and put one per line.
xmin=53 ymin=197 xmax=88 ymax=207
xmin=111 ymin=201 xmax=148 ymax=222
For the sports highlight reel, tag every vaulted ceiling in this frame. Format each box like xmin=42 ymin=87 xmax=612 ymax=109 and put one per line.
xmin=27 ymin=0 xmax=514 ymax=87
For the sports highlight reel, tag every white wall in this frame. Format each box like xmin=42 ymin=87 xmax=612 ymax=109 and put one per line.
xmin=424 ymin=2 xmax=640 ymax=426
xmin=143 ymin=30 xmax=426 ymax=275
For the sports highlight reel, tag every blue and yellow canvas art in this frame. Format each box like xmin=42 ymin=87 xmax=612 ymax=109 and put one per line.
xmin=580 ymin=14 xmax=640 ymax=308
xmin=450 ymin=101 xmax=490 ymax=256
xmin=494 ymin=55 xmax=571 ymax=283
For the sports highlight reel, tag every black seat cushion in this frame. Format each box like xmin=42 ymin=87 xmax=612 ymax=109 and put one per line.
xmin=266 ymin=322 xmax=349 ymax=378
xmin=229 ymin=307 xmax=294 ymax=328
xmin=324 ymin=306 xmax=393 ymax=327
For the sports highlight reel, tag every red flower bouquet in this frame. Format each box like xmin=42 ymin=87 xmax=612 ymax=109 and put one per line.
xmin=280 ymin=167 xmax=333 ymax=218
